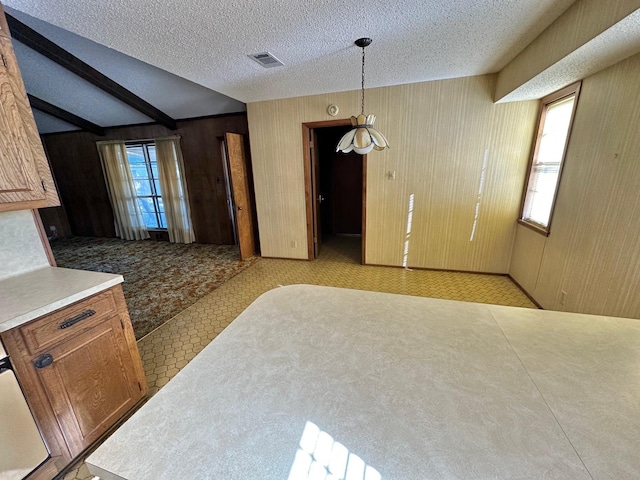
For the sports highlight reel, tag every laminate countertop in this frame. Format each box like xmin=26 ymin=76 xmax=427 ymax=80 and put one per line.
xmin=87 ymin=285 xmax=640 ymax=480
xmin=0 ymin=267 xmax=123 ymax=332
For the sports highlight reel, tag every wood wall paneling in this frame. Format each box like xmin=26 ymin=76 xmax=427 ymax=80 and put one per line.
xmin=42 ymin=114 xmax=249 ymax=244
xmin=38 ymin=206 xmax=72 ymax=238
xmin=247 ymin=75 xmax=538 ymax=271
xmin=43 ymin=131 xmax=115 ymax=238
xmin=509 ymin=51 xmax=640 ymax=319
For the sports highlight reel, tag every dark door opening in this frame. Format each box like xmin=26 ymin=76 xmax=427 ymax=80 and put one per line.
xmin=303 ymin=120 xmax=366 ymax=263
xmin=316 ymin=126 xmax=363 ymax=237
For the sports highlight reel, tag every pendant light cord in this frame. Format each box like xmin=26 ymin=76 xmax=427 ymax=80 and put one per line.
xmin=361 ymin=45 xmax=366 ymax=116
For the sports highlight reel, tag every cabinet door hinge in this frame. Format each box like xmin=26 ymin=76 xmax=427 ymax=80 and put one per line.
xmin=41 ymin=180 xmax=47 ymax=192
xmin=1 ymin=55 xmax=6 ymax=68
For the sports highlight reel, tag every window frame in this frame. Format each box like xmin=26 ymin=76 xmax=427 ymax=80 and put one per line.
xmin=518 ymin=81 xmax=581 ymax=236
xmin=125 ymin=141 xmax=166 ymax=230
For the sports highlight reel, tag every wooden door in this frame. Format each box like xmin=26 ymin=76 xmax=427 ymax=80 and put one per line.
xmin=33 ymin=314 xmax=145 ymax=457
xmin=224 ymin=133 xmax=256 ymax=260
xmin=310 ymin=129 xmax=322 ymax=258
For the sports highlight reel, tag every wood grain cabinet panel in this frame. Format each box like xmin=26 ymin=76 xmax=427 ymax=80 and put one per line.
xmin=0 ymin=4 xmax=9 ymax=39
xmin=35 ymin=313 xmax=145 ymax=457
xmin=19 ymin=288 xmax=117 ymax=355
xmin=1 ymin=285 xmax=147 ymax=479
xmin=0 ymin=4 xmax=59 ymax=212
xmin=0 ymin=36 xmax=46 ymax=203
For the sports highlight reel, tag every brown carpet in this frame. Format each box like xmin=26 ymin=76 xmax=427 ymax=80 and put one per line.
xmin=49 ymin=236 xmax=260 ymax=339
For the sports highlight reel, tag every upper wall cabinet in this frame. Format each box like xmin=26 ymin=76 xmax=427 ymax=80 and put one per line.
xmin=0 ymin=4 xmax=59 ymax=212
xmin=0 ymin=4 xmax=8 ymax=38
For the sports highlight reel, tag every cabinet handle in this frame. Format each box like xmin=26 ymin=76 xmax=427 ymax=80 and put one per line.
xmin=59 ymin=309 xmax=96 ymax=329
xmin=34 ymin=353 xmax=53 ymax=369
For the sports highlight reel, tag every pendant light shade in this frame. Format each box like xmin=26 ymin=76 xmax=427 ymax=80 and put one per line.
xmin=337 ymin=38 xmax=389 ymax=155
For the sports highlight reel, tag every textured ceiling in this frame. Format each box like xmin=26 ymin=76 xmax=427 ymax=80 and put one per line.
xmin=5 ymin=7 xmax=246 ymax=133
xmin=4 ymin=0 xmax=578 ymax=104
xmin=499 ymin=9 xmax=640 ymax=102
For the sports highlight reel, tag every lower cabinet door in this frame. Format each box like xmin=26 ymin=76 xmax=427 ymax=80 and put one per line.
xmin=32 ymin=314 xmax=145 ymax=457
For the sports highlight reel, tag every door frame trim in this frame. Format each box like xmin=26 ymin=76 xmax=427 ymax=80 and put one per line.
xmin=302 ymin=119 xmax=367 ymax=263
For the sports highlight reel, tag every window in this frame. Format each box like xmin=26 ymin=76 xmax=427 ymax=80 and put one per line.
xmin=125 ymin=143 xmax=166 ymax=229
xmin=520 ymin=82 xmax=580 ymax=234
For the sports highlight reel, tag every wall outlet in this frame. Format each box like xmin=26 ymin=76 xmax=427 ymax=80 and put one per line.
xmin=560 ymin=290 xmax=567 ymax=305
xmin=291 ymin=240 xmax=297 ymax=248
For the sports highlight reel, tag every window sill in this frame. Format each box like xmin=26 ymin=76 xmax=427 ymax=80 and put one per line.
xmin=517 ymin=219 xmax=550 ymax=237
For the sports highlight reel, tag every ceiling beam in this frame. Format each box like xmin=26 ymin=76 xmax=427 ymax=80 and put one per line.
xmin=27 ymin=94 xmax=106 ymax=136
xmin=6 ymin=13 xmax=177 ymax=130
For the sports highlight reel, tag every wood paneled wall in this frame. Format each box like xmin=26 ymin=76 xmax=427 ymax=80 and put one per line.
xmin=509 ymin=51 xmax=640 ymax=319
xmin=247 ymin=74 xmax=538 ymax=272
xmin=41 ymin=114 xmax=248 ymax=244
xmin=38 ymin=206 xmax=72 ymax=238
xmin=43 ymin=131 xmax=115 ymax=238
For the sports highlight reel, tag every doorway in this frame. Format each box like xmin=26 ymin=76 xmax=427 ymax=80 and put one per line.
xmin=303 ymin=120 xmax=366 ymax=264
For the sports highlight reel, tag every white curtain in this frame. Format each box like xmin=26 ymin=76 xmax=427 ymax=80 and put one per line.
xmin=96 ymin=141 xmax=150 ymax=241
xmin=155 ymin=136 xmax=195 ymax=244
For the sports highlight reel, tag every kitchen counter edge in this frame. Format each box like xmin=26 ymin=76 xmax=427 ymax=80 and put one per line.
xmin=0 ymin=267 xmax=124 ymax=332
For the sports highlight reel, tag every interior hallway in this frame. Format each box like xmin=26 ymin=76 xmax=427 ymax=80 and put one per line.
xmin=64 ymin=235 xmax=535 ymax=479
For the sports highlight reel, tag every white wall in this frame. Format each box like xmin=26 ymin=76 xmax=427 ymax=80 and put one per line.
xmin=0 ymin=210 xmax=49 ymax=281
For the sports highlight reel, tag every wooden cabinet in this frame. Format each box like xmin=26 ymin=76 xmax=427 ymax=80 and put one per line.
xmin=1 ymin=285 xmax=147 ymax=479
xmin=0 ymin=3 xmax=59 ymax=212
xmin=0 ymin=3 xmax=8 ymax=38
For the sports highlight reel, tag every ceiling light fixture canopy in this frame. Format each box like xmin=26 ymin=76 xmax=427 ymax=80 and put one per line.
xmin=336 ymin=37 xmax=389 ymax=155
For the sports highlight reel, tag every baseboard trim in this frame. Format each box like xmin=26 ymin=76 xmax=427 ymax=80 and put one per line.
xmin=364 ymin=262 xmax=508 ymax=276
xmin=508 ymin=275 xmax=544 ymax=309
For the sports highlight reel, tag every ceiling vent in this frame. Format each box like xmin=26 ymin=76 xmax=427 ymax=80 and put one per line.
xmin=248 ymin=52 xmax=284 ymax=68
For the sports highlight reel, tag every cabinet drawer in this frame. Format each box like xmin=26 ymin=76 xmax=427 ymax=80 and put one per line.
xmin=20 ymin=289 xmax=117 ymax=355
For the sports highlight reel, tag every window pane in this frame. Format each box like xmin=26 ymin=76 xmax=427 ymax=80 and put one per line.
xmin=527 ymin=165 xmax=560 ymax=226
xmin=137 ymin=197 xmax=155 ymax=214
xmin=126 ymin=146 xmax=145 ymax=163
xmin=535 ymin=96 xmax=574 ymax=167
xmin=133 ymin=179 xmax=152 ymax=196
xmin=522 ymin=93 xmax=576 ymax=228
xmin=129 ymin=163 xmax=149 ymax=179
xmin=124 ymin=143 xmax=167 ymax=231
xmin=147 ymin=145 xmax=156 ymax=163
xmin=142 ymin=212 xmax=159 ymax=229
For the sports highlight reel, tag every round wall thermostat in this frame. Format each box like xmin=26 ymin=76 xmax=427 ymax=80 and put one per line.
xmin=327 ymin=104 xmax=339 ymax=116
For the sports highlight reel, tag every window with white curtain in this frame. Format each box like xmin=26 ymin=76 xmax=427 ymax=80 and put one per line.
xmin=98 ymin=136 xmax=194 ymax=244
xmin=125 ymin=143 xmax=166 ymax=229
xmin=520 ymin=82 xmax=581 ymax=234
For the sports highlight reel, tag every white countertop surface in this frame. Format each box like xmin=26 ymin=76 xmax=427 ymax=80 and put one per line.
xmin=87 ymin=285 xmax=640 ymax=480
xmin=0 ymin=267 xmax=123 ymax=332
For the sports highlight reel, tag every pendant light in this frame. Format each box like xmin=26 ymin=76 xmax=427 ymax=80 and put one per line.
xmin=336 ymin=38 xmax=389 ymax=155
